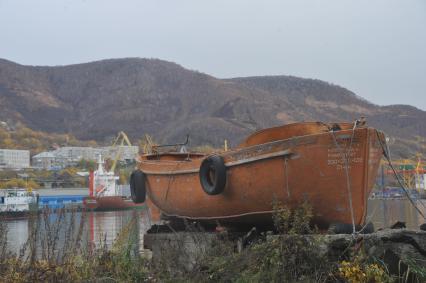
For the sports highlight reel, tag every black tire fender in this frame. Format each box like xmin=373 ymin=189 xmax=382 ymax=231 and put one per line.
xmin=130 ymin=170 xmax=146 ymax=203
xmin=328 ymin=222 xmax=375 ymax=234
xmin=199 ymin=155 xmax=227 ymax=195
xmin=328 ymin=223 xmax=355 ymax=234
xmin=359 ymin=222 xmax=375 ymax=234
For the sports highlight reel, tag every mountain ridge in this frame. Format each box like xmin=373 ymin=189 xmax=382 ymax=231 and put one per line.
xmin=0 ymin=57 xmax=424 ymax=158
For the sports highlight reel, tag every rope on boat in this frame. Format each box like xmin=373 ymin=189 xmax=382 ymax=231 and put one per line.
xmin=358 ymin=202 xmax=379 ymax=233
xmin=165 ymin=162 xmax=180 ymax=201
xmin=375 ymin=130 xmax=426 ymax=219
xmin=379 ymin=131 xmax=426 ymax=213
xmin=284 ymin=157 xmax=291 ymax=198
xmin=330 ymin=120 xmax=358 ymax=235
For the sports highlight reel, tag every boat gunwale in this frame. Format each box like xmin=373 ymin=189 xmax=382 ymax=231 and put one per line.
xmin=139 ymin=125 xmax=375 ymax=171
xmin=237 ymin=121 xmax=356 ymax=147
xmin=162 ymin=209 xmax=276 ymax=220
xmin=141 ymin=149 xmax=293 ymax=175
xmin=138 ymin=121 xmax=334 ymax=164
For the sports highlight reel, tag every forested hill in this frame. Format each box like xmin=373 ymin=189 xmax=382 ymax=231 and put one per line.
xmin=0 ymin=58 xmax=424 ymax=157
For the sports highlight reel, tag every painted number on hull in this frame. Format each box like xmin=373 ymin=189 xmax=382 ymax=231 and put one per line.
xmin=327 ymin=146 xmax=363 ymax=170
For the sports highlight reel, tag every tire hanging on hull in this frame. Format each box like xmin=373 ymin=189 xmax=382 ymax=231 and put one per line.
xmin=199 ymin=155 xmax=227 ymax=195
xmin=130 ymin=170 xmax=146 ymax=203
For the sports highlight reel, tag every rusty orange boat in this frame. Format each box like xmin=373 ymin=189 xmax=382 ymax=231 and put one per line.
xmin=130 ymin=120 xmax=385 ymax=229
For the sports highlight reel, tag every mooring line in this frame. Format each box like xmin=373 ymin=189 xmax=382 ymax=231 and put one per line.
xmin=284 ymin=157 xmax=291 ymax=198
xmin=330 ymin=121 xmax=357 ymax=236
xmin=375 ymin=130 xmax=426 ymax=219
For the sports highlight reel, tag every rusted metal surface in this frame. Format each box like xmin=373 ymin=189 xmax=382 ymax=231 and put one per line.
xmin=138 ymin=122 xmax=384 ymax=227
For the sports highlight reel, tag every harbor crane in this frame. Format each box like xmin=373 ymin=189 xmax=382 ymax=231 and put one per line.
xmin=384 ymin=155 xmax=426 ymax=191
xmin=110 ymin=131 xmax=133 ymax=173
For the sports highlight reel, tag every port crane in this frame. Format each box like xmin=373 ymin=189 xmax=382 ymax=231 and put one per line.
xmin=109 ymin=131 xmax=133 ymax=173
xmin=142 ymin=134 xmax=156 ymax=154
xmin=383 ymin=154 xmax=426 ymax=191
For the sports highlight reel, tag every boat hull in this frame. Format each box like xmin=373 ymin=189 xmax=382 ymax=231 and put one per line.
xmin=83 ymin=196 xmax=145 ymax=211
xmin=139 ymin=124 xmax=384 ymax=228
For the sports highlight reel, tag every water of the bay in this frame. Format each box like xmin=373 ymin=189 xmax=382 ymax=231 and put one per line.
xmin=4 ymin=209 xmax=152 ymax=255
xmin=367 ymin=199 xmax=426 ymax=230
xmin=3 ymin=199 xmax=426 ymax=254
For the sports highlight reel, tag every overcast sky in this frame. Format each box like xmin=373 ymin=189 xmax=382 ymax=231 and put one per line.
xmin=1 ymin=0 xmax=425 ymax=110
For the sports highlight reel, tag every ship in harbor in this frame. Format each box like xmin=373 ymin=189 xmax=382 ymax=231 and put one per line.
xmin=83 ymin=155 xmax=144 ymax=211
xmin=0 ymin=188 xmax=39 ymax=218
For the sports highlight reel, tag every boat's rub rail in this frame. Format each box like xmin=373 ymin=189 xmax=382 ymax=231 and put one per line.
xmin=225 ymin=149 xmax=293 ymax=167
xmin=143 ymin=168 xmax=199 ymax=175
xmin=163 ymin=209 xmax=276 ymax=220
xmin=228 ymin=135 xmax=316 ymax=160
xmin=142 ymin=149 xmax=293 ymax=176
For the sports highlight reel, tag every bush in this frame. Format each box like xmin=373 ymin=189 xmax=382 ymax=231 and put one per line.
xmin=0 ymin=178 xmax=40 ymax=190
xmin=199 ymin=201 xmax=330 ymax=282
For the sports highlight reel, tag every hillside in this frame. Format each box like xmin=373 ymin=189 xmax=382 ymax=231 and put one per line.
xmin=0 ymin=122 xmax=97 ymax=154
xmin=0 ymin=58 xmax=424 ymax=158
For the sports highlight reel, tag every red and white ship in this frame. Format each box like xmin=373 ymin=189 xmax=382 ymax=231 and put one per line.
xmin=83 ymin=155 xmax=144 ymax=211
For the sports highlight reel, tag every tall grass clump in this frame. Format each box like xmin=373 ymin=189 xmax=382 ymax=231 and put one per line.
xmin=198 ymin=200 xmax=332 ymax=282
xmin=167 ymin=201 xmax=394 ymax=282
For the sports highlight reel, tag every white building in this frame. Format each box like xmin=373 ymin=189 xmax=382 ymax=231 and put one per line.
xmin=0 ymin=149 xmax=30 ymax=169
xmin=32 ymin=146 xmax=139 ymax=170
xmin=53 ymin=147 xmax=105 ymax=162
xmin=102 ymin=145 xmax=139 ymax=162
xmin=31 ymin=151 xmax=56 ymax=170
